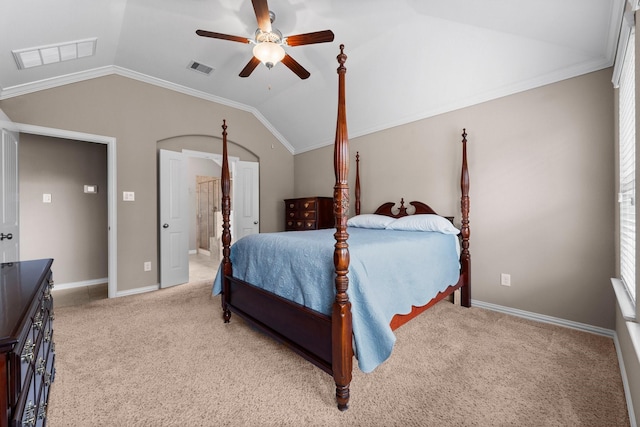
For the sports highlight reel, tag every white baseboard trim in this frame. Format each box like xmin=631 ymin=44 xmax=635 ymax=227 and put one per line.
xmin=115 ymin=284 xmax=159 ymax=298
xmin=613 ymin=331 xmax=638 ymax=427
xmin=189 ymin=249 xmax=197 ymax=255
xmin=53 ymin=278 xmax=108 ymax=291
xmin=471 ymin=299 xmax=615 ymax=338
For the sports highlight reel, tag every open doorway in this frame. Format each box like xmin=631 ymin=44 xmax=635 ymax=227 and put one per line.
xmin=10 ymin=122 xmax=117 ymax=304
xmin=157 ymin=136 xmax=259 ymax=288
xmin=186 ymin=157 xmax=221 ymax=283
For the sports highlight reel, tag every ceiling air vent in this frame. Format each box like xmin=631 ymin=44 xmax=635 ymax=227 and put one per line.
xmin=188 ymin=61 xmax=214 ymax=75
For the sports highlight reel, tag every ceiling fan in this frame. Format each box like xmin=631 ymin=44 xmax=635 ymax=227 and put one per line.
xmin=196 ymin=0 xmax=334 ymax=79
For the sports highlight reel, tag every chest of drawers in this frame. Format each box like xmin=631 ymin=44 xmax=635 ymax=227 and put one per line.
xmin=0 ymin=259 xmax=55 ymax=427
xmin=284 ymin=197 xmax=334 ymax=231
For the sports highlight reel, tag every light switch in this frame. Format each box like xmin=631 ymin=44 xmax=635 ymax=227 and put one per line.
xmin=43 ymin=194 xmax=52 ymax=203
xmin=84 ymin=185 xmax=98 ymax=194
xmin=123 ymin=191 xmax=135 ymax=201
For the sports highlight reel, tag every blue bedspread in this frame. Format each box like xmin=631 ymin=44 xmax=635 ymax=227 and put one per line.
xmin=212 ymin=227 xmax=460 ymax=373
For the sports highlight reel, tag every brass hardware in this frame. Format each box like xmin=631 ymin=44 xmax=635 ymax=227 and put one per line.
xmin=304 ymin=203 xmax=310 ymax=208
xmin=33 ymin=312 xmax=43 ymax=330
xmin=36 ymin=357 xmax=46 ymax=376
xmin=22 ymin=401 xmax=36 ymax=426
xmin=37 ymin=402 xmax=47 ymax=420
xmin=21 ymin=339 xmax=34 ymax=364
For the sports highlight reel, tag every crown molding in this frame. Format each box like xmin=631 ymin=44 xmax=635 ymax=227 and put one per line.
xmin=0 ymin=66 xmax=295 ymax=154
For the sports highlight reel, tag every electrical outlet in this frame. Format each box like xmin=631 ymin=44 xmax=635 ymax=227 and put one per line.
xmin=144 ymin=261 xmax=151 ymax=272
xmin=500 ymin=273 xmax=511 ymax=287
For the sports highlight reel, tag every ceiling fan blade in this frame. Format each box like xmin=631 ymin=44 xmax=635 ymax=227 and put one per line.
xmin=196 ymin=30 xmax=250 ymax=44
xmin=281 ymin=54 xmax=310 ymax=79
xmin=252 ymin=0 xmax=272 ymax=33
xmin=239 ymin=57 xmax=262 ymax=78
xmin=285 ymin=30 xmax=335 ymax=47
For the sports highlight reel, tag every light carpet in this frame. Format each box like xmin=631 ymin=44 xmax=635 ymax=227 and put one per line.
xmin=47 ymin=279 xmax=629 ymax=426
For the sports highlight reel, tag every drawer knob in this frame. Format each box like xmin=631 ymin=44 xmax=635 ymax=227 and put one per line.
xmin=23 ymin=401 xmax=36 ymax=426
xmin=37 ymin=357 xmax=46 ymax=375
xmin=33 ymin=312 xmax=43 ymax=330
xmin=37 ymin=402 xmax=48 ymax=420
xmin=21 ymin=339 xmax=34 ymax=364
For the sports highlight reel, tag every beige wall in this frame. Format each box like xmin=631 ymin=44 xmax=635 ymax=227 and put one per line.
xmin=19 ymin=134 xmax=108 ymax=284
xmin=0 ymin=75 xmax=294 ymax=292
xmin=295 ymin=68 xmax=616 ymax=329
xmin=0 ymin=69 xmax=617 ymax=329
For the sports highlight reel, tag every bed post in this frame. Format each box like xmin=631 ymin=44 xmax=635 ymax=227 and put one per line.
xmin=220 ymin=119 xmax=232 ymax=322
xmin=460 ymin=129 xmax=471 ymax=307
xmin=332 ymin=44 xmax=353 ymax=411
xmin=355 ymin=152 xmax=361 ymax=216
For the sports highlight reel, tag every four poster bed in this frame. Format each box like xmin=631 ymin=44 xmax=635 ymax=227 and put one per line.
xmin=212 ymin=45 xmax=471 ymax=410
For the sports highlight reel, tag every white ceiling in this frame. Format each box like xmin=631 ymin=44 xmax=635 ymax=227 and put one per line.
xmin=0 ymin=0 xmax=625 ymax=154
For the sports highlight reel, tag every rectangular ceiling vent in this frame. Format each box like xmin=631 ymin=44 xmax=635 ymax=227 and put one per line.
xmin=12 ymin=38 xmax=97 ymax=70
xmin=188 ymin=60 xmax=214 ymax=75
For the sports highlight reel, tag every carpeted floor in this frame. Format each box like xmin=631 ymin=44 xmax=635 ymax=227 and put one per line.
xmin=47 ymin=279 xmax=629 ymax=426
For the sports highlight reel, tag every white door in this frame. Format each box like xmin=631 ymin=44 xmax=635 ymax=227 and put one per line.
xmin=0 ymin=128 xmax=19 ymax=262
xmin=159 ymin=149 xmax=189 ymax=288
xmin=233 ymin=160 xmax=259 ymax=238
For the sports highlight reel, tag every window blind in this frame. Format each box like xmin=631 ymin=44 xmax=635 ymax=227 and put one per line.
xmin=619 ymin=28 xmax=636 ymax=303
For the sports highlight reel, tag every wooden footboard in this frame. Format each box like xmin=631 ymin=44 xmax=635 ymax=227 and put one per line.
xmin=226 ymin=276 xmax=333 ymax=373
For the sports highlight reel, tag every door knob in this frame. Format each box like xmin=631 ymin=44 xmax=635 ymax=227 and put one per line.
xmin=253 ymin=221 xmax=258 ymax=225
xmin=162 ymin=224 xmax=169 ymax=229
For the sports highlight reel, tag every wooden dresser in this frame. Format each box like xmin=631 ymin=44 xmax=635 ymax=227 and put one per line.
xmin=0 ymin=259 xmax=55 ymax=427
xmin=284 ymin=197 xmax=334 ymax=231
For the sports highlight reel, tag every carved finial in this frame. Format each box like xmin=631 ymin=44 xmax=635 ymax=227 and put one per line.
xmin=462 ymin=128 xmax=467 ymax=142
xmin=222 ymin=119 xmax=227 ymax=133
xmin=356 ymin=152 xmax=359 ymax=161
xmin=337 ymin=44 xmax=347 ymax=72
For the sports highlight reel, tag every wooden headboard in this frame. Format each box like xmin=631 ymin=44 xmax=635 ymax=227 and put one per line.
xmin=374 ymin=199 xmax=437 ymax=218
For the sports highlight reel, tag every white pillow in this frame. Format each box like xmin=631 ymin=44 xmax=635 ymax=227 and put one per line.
xmin=385 ymin=214 xmax=460 ymax=234
xmin=347 ymin=214 xmax=396 ymax=229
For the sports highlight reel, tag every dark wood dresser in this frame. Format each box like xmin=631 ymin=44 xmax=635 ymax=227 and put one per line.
xmin=0 ymin=259 xmax=55 ymax=427
xmin=284 ymin=197 xmax=334 ymax=231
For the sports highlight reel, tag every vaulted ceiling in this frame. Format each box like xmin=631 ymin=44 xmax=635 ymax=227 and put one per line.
xmin=0 ymin=0 xmax=624 ymax=154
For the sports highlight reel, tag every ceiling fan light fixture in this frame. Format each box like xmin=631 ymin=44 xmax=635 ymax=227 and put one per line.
xmin=253 ymin=42 xmax=285 ymax=69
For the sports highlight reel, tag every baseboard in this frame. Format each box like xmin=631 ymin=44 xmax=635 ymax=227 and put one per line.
xmin=115 ymin=284 xmax=159 ymax=298
xmin=189 ymin=249 xmax=197 ymax=255
xmin=53 ymin=278 xmax=108 ymax=291
xmin=471 ymin=299 xmax=615 ymax=337
xmin=613 ymin=331 xmax=638 ymax=427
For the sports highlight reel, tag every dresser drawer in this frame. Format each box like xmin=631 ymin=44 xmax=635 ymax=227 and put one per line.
xmin=1 ymin=259 xmax=55 ymax=427
xmin=284 ymin=197 xmax=333 ymax=231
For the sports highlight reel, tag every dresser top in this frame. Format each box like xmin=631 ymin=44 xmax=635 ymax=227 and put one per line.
xmin=0 ymin=259 xmax=53 ymax=350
